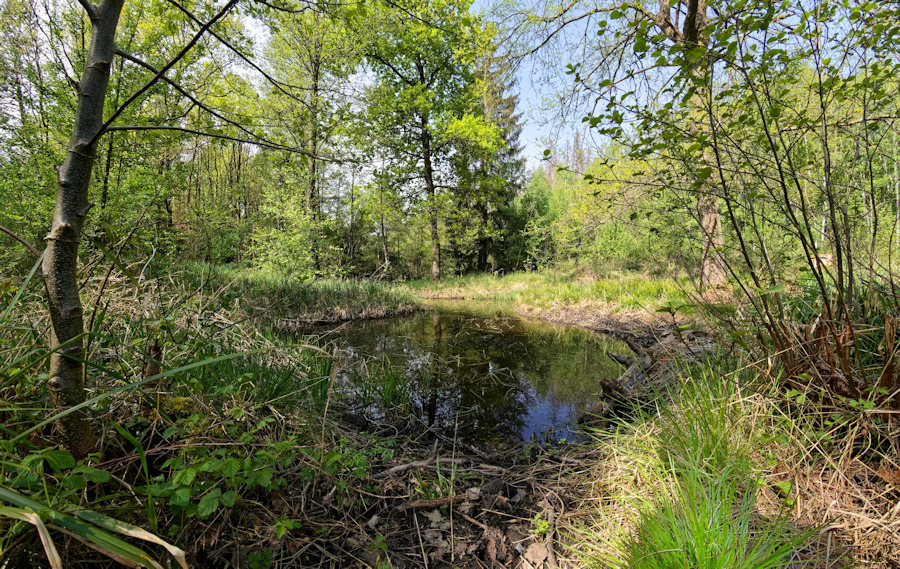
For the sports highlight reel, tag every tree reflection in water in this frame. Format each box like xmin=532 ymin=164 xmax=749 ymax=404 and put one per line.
xmin=316 ymin=308 xmax=630 ymax=445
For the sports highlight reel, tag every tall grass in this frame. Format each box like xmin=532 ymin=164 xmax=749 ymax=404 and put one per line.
xmin=620 ymin=465 xmax=803 ymax=569
xmin=182 ymin=262 xmax=417 ymax=323
xmin=568 ymin=363 xmax=820 ymax=568
xmin=350 ymin=356 xmax=417 ymax=419
xmin=0 ymin=263 xmax=191 ymax=568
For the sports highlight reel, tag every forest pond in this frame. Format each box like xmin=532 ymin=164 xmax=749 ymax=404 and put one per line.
xmin=304 ymin=305 xmax=630 ymax=446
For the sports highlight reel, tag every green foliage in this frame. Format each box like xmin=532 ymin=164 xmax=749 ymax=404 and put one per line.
xmin=249 ymin=192 xmax=323 ymax=278
xmin=620 ymin=466 xmax=804 ymax=569
xmin=404 ymin=270 xmax=688 ymax=311
xmin=182 ymin=262 xmax=417 ymax=322
xmin=656 ymin=367 xmax=756 ymax=477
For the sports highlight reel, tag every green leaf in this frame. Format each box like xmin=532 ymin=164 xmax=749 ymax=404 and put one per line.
xmin=43 ymin=450 xmax=76 ymax=472
xmin=197 ymin=489 xmax=222 ymax=518
xmin=772 ymin=479 xmax=793 ymax=498
xmin=220 ymin=458 xmax=241 ymax=478
xmin=220 ymin=490 xmax=237 ymax=508
xmin=172 ymin=468 xmax=197 ymax=487
xmin=170 ymin=488 xmax=192 ymax=507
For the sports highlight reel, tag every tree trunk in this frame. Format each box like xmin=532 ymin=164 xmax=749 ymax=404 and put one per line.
xmin=683 ymin=0 xmax=728 ymax=288
xmin=698 ymin=190 xmax=727 ymax=288
xmin=42 ymin=0 xmax=124 ymax=459
xmin=430 ymin=214 xmax=441 ymax=280
xmin=421 ymin=118 xmax=441 ymax=280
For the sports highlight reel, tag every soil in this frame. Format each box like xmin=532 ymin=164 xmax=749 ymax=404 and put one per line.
xmin=511 ymin=300 xmax=685 ymax=347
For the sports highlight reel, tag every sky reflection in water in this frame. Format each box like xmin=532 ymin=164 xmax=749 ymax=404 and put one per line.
xmin=316 ymin=308 xmax=628 ymax=445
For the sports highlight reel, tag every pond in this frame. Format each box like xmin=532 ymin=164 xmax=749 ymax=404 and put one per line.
xmin=307 ymin=304 xmax=630 ymax=446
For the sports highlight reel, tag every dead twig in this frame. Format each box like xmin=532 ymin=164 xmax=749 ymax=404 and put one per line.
xmin=374 ymin=456 xmax=436 ymax=478
xmin=396 ymin=494 xmax=467 ymax=513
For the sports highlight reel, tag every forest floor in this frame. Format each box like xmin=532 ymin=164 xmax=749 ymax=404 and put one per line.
xmin=4 ymin=268 xmax=899 ymax=568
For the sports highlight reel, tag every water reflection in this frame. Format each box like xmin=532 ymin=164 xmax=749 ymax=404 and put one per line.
xmin=313 ymin=308 xmax=628 ymax=445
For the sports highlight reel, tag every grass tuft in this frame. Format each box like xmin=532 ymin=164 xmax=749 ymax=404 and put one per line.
xmin=565 ymin=363 xmax=826 ymax=568
xmin=621 ymin=465 xmax=806 ymax=569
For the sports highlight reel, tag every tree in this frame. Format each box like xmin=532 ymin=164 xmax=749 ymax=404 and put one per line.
xmin=33 ymin=0 xmax=320 ymax=458
xmin=361 ymin=0 xmax=495 ymax=280
xmin=506 ymin=0 xmax=729 ymax=286
xmin=42 ymin=0 xmax=126 ymax=459
xmin=447 ymin=52 xmax=525 ymax=272
xmin=262 ymin=8 xmax=358 ymax=270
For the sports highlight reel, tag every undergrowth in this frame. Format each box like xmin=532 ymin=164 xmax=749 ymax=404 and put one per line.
xmin=182 ymin=262 xmax=418 ymax=323
xmin=0 ymin=266 xmax=416 ymax=567
xmin=564 ymin=358 xmax=899 ymax=567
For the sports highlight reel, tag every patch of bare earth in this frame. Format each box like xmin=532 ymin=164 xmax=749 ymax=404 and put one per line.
xmin=512 ymin=300 xmax=679 ymax=344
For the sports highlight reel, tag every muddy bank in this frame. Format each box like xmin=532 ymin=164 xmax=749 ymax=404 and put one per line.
xmin=511 ymin=301 xmax=686 ymax=345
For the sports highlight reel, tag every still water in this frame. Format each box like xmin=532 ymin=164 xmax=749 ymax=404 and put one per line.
xmin=312 ymin=305 xmax=628 ymax=445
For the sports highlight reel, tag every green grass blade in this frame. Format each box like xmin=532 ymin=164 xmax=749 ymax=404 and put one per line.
xmin=1 ymin=252 xmax=43 ymax=323
xmin=9 ymin=347 xmax=274 ymax=444
xmin=73 ymin=509 xmax=187 ymax=569
xmin=88 ymin=236 xmax=141 ymax=291
xmin=0 ymin=505 xmax=63 ymax=569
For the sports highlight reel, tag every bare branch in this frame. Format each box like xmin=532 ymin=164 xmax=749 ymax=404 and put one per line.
xmin=104 ymin=125 xmax=338 ymax=162
xmin=367 ymin=52 xmax=416 ymax=85
xmin=251 ymin=0 xmax=311 ymax=13
xmin=114 ymin=48 xmax=299 ymax=153
xmin=629 ymin=4 xmax=682 ymax=43
xmin=0 ymin=224 xmax=40 ymax=257
xmin=519 ymin=9 xmax=611 ymax=59
xmin=780 ymin=114 xmax=899 ymax=133
xmin=76 ymin=0 xmax=97 ymax=20
xmin=165 ymin=0 xmax=316 ymax=105
xmin=89 ymin=0 xmax=240 ymax=147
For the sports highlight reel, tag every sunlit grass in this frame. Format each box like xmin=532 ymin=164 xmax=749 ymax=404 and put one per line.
xmin=403 ymin=270 xmax=689 ymax=312
xmin=565 ymin=364 xmax=822 ymax=568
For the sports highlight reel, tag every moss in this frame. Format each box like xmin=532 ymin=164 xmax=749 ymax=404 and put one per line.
xmin=161 ymin=396 xmax=201 ymax=419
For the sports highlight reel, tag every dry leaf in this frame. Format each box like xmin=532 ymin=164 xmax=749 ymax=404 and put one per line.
xmin=876 ymin=468 xmax=900 ymax=485
xmin=524 ymin=542 xmax=549 ymax=566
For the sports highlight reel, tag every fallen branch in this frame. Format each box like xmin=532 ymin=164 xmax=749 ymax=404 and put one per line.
xmin=459 ymin=512 xmax=488 ymax=532
xmin=373 ymin=457 xmax=436 ymax=479
xmin=396 ymin=494 xmax=467 ymax=513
